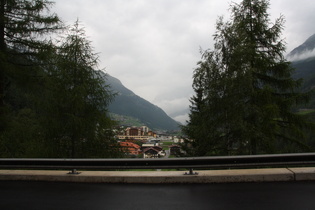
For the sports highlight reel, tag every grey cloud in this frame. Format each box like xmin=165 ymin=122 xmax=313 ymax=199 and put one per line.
xmin=288 ymin=49 xmax=315 ymax=62
xmin=53 ymin=0 xmax=315 ymax=124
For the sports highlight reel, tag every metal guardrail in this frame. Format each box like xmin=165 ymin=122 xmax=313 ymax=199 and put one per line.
xmin=1 ymin=153 xmax=315 ymax=175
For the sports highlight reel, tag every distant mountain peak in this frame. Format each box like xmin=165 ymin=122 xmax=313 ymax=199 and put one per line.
xmin=304 ymin=34 xmax=315 ymax=46
xmin=287 ymin=33 xmax=315 ymax=62
xmin=103 ymin=74 xmax=179 ymax=131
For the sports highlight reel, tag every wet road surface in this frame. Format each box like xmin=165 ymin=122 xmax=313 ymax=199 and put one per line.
xmin=1 ymin=181 xmax=315 ymax=210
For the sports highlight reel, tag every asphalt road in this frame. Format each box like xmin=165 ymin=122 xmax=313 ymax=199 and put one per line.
xmin=1 ymin=181 xmax=315 ymax=210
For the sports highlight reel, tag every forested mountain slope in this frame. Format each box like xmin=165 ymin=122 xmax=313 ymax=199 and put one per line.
xmin=290 ymin=34 xmax=315 ymax=108
xmin=102 ymin=73 xmax=180 ymax=131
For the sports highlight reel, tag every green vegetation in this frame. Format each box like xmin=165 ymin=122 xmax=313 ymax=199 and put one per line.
xmin=291 ymin=57 xmax=315 ymax=110
xmin=1 ymin=0 xmax=314 ymax=159
xmin=161 ymin=141 xmax=173 ymax=150
xmin=0 ymin=1 xmax=121 ymax=158
xmin=162 ymin=141 xmax=173 ymax=146
xmin=38 ymin=21 xmax=119 ymax=158
xmin=110 ymin=113 xmax=145 ymax=127
xmin=182 ymin=0 xmax=312 ymax=156
xmin=298 ymin=110 xmax=315 ymax=115
xmin=106 ymin=75 xmax=180 ymax=131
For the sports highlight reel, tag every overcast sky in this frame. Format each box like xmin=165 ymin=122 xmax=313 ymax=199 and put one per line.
xmin=52 ymin=0 xmax=315 ymax=124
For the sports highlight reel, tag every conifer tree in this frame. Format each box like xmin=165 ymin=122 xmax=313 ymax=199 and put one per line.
xmin=0 ymin=0 xmax=60 ymax=102
xmin=0 ymin=0 xmax=61 ymax=132
xmin=0 ymin=0 xmax=61 ymax=157
xmin=183 ymin=0 xmax=310 ymax=156
xmin=41 ymin=21 xmax=119 ymax=158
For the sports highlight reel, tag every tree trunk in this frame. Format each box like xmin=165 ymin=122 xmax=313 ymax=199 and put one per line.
xmin=0 ymin=0 xmax=6 ymax=107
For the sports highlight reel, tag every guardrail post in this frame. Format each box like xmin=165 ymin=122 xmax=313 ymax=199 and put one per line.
xmin=184 ymin=168 xmax=198 ymax=175
xmin=68 ymin=169 xmax=80 ymax=174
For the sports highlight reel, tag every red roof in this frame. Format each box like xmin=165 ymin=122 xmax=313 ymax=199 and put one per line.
xmin=120 ymin=142 xmax=141 ymax=149
xmin=119 ymin=142 xmax=141 ymax=155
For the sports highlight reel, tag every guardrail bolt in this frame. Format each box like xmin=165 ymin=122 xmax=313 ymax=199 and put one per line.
xmin=184 ymin=168 xmax=198 ymax=175
xmin=68 ymin=169 xmax=80 ymax=174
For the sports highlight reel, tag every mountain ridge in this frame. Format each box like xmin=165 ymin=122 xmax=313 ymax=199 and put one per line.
xmin=101 ymin=33 xmax=315 ymax=131
xmin=290 ymin=33 xmax=315 ymax=109
xmin=100 ymin=72 xmax=180 ymax=131
xmin=287 ymin=33 xmax=315 ymax=61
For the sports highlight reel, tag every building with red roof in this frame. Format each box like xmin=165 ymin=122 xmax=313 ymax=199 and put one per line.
xmin=119 ymin=142 xmax=142 ymax=155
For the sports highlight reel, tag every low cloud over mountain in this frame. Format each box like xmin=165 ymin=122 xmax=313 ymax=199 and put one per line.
xmin=287 ymin=34 xmax=315 ymax=62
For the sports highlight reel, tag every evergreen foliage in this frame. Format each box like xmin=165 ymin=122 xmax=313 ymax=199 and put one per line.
xmin=0 ymin=0 xmax=61 ymax=157
xmin=0 ymin=1 xmax=121 ymax=158
xmin=39 ymin=21 xmax=119 ymax=158
xmin=182 ymin=0 xmax=310 ymax=156
xmin=0 ymin=0 xmax=61 ymax=105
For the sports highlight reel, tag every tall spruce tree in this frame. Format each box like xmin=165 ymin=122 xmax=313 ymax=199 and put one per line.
xmin=40 ymin=21 xmax=119 ymax=158
xmin=183 ymin=0 xmax=310 ymax=156
xmin=0 ymin=0 xmax=61 ymax=157
xmin=0 ymin=0 xmax=60 ymax=103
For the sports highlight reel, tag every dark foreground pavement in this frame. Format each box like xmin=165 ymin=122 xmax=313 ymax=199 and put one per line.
xmin=1 ymin=181 xmax=315 ymax=210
